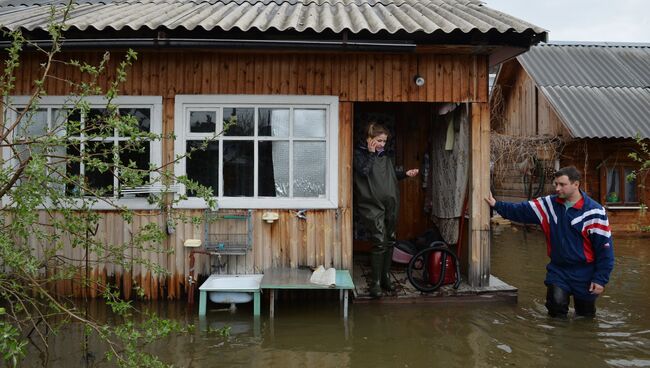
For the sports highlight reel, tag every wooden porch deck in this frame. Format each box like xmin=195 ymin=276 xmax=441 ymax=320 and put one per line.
xmin=351 ymin=257 xmax=518 ymax=304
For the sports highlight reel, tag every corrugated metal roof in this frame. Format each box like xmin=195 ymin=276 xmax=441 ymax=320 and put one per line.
xmin=0 ymin=0 xmax=547 ymax=35
xmin=517 ymin=43 xmax=650 ymax=139
xmin=540 ymin=86 xmax=650 ymax=139
xmin=519 ymin=43 xmax=650 ymax=88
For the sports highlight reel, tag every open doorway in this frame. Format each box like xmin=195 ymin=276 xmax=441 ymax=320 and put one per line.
xmin=351 ymin=102 xmax=472 ymax=298
xmin=352 ymin=102 xmax=435 ymax=252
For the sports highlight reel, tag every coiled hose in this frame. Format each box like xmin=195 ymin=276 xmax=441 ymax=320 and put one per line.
xmin=407 ymin=241 xmax=461 ymax=292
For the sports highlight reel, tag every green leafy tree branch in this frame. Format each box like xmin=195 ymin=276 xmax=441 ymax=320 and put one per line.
xmin=627 ymin=135 xmax=650 ymax=231
xmin=1 ymin=2 xmax=228 ymax=366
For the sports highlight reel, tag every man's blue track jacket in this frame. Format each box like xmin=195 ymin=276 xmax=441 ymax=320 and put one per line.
xmin=494 ymin=192 xmax=614 ymax=297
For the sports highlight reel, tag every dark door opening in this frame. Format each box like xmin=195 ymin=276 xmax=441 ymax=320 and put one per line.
xmin=352 ymin=102 xmax=435 ymax=252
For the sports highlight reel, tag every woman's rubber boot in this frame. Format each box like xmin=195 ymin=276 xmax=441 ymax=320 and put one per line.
xmin=369 ymin=251 xmax=383 ymax=298
xmin=381 ymin=247 xmax=396 ymax=292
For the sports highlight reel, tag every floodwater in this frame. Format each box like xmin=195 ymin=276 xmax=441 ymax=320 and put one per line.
xmin=23 ymin=226 xmax=650 ymax=367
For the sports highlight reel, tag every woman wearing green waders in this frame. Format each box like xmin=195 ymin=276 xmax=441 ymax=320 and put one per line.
xmin=354 ymin=122 xmax=419 ymax=298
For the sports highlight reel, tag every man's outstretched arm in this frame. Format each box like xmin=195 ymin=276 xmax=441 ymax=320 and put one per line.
xmin=485 ymin=192 xmax=543 ymax=225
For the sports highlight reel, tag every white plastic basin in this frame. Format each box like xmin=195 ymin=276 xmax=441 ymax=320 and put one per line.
xmin=199 ymin=274 xmax=263 ymax=304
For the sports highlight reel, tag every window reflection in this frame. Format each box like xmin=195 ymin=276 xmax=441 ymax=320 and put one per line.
xmin=119 ymin=108 xmax=151 ymax=133
xmin=16 ymin=108 xmax=47 ymax=138
xmin=224 ymin=108 xmax=254 ymax=136
xmin=294 ymin=109 xmax=326 ymax=138
xmin=190 ymin=111 xmax=216 ymax=133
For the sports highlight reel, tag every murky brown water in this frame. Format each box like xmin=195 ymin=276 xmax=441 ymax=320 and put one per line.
xmin=23 ymin=226 xmax=650 ymax=367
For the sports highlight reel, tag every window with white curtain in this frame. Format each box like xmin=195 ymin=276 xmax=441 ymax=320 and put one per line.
xmin=174 ymin=95 xmax=339 ymax=209
xmin=603 ymin=165 xmax=639 ymax=205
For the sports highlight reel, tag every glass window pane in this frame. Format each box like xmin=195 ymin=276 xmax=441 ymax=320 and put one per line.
xmin=85 ymin=141 xmax=114 ymax=196
xmin=258 ymin=108 xmax=289 ymax=137
xmin=54 ymin=109 xmax=81 ymax=137
xmin=606 ymin=167 xmax=621 ymax=203
xmin=119 ymin=108 xmax=151 ymax=134
xmin=119 ymin=142 xmax=150 ymax=190
xmin=624 ymin=168 xmax=638 ymax=203
xmin=186 ymin=141 xmax=219 ymax=196
xmin=50 ymin=144 xmax=67 ymax=194
xmin=294 ymin=109 xmax=326 ymax=138
xmin=15 ymin=144 xmax=33 ymax=163
xmin=259 ymin=141 xmax=289 ymax=197
xmin=293 ymin=141 xmax=326 ymax=197
xmin=66 ymin=143 xmax=82 ymax=196
xmin=223 ymin=141 xmax=254 ymax=196
xmin=86 ymin=108 xmax=113 ymax=137
xmin=223 ymin=107 xmax=254 ymax=136
xmin=16 ymin=108 xmax=47 ymax=138
xmin=189 ymin=111 xmax=216 ymax=133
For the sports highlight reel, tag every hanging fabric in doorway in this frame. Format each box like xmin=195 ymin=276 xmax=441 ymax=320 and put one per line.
xmin=428 ymin=104 xmax=469 ymax=244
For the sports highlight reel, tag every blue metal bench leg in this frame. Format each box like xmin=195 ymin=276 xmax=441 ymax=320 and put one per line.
xmin=254 ymin=291 xmax=261 ymax=316
xmin=199 ymin=290 xmax=207 ymax=316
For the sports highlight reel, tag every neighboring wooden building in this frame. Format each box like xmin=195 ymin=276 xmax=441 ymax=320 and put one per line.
xmin=0 ymin=0 xmax=546 ymax=299
xmin=492 ymin=42 xmax=650 ymax=232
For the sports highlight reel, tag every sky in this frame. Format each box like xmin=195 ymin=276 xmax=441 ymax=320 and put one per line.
xmin=484 ymin=0 xmax=650 ymax=43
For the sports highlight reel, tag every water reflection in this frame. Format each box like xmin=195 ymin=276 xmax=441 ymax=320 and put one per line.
xmin=21 ymin=227 xmax=650 ymax=367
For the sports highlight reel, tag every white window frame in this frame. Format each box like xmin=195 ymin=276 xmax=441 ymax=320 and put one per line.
xmin=3 ymin=95 xmax=163 ymax=210
xmin=174 ymin=95 xmax=339 ymax=209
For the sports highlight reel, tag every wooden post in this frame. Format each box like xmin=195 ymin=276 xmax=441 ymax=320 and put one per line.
xmin=339 ymin=102 xmax=354 ymax=271
xmin=468 ymin=102 xmax=491 ymax=287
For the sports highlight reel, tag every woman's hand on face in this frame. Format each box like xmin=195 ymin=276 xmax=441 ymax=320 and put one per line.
xmin=406 ymin=169 xmax=419 ymax=177
xmin=366 ymin=137 xmax=377 ymax=153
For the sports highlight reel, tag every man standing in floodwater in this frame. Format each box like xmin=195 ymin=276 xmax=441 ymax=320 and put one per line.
xmin=485 ymin=166 xmax=614 ymax=318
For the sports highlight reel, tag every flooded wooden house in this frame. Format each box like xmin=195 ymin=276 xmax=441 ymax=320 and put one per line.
xmin=0 ymin=0 xmax=546 ymax=300
xmin=491 ymin=42 xmax=650 ymax=232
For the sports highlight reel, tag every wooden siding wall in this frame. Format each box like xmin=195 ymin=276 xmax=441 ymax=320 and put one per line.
xmin=12 ymin=50 xmax=489 ymax=299
xmin=494 ymin=66 xmax=568 ymax=138
xmin=497 ymin=67 xmax=536 ymax=136
xmin=537 ymin=92 xmax=567 ymax=136
xmin=13 ymin=51 xmax=488 ymax=103
xmin=493 ymin=64 xmax=568 ymax=203
xmin=492 ymin=164 xmax=556 ymax=203
xmin=562 ymin=139 xmax=650 ymax=233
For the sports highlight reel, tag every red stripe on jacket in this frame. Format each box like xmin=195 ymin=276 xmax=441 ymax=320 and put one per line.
xmin=533 ymin=199 xmax=552 ymax=256
xmin=581 ymin=223 xmax=611 ymax=263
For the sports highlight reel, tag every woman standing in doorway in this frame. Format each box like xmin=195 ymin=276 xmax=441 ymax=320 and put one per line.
xmin=354 ymin=122 xmax=419 ymax=298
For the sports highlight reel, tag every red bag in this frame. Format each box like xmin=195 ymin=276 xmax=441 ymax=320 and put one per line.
xmin=428 ymin=250 xmax=457 ymax=286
